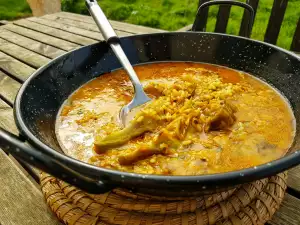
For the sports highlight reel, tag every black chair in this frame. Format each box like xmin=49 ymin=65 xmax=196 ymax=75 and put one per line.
xmin=191 ymin=0 xmax=255 ymax=38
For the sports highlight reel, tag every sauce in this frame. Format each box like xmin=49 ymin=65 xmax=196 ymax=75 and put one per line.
xmin=56 ymin=62 xmax=295 ymax=175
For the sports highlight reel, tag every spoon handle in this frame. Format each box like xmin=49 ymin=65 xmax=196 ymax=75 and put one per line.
xmin=85 ymin=0 xmax=118 ymax=42
xmin=85 ymin=0 xmax=149 ymax=97
xmin=110 ymin=43 xmax=147 ymax=94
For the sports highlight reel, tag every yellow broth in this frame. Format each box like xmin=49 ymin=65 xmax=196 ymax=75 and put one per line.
xmin=56 ymin=62 xmax=295 ymax=175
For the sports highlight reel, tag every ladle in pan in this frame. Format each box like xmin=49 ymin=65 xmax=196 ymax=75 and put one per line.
xmin=86 ymin=0 xmax=151 ymax=126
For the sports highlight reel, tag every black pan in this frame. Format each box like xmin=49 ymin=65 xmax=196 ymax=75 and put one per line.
xmin=1 ymin=32 xmax=300 ymax=196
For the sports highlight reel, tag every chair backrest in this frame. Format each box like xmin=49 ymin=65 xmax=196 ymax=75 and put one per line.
xmin=291 ymin=20 xmax=300 ymax=52
xmin=194 ymin=0 xmax=300 ymax=51
xmin=193 ymin=0 xmax=255 ymax=38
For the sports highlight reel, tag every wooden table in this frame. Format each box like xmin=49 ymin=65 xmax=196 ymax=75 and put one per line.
xmin=0 ymin=11 xmax=299 ymax=225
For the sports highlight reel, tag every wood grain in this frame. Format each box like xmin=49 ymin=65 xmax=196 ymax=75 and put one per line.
xmin=7 ymin=154 xmax=40 ymax=188
xmin=3 ymin=24 xmax=79 ymax=51
xmin=42 ymin=14 xmax=131 ymax=37
xmin=0 ymin=28 xmax=65 ymax=58
xmin=0 ymin=71 xmax=21 ymax=104
xmin=27 ymin=17 xmax=103 ymax=40
xmin=0 ymin=99 xmax=17 ymax=133
xmin=0 ymin=95 xmax=41 ymax=178
xmin=14 ymin=19 xmax=97 ymax=46
xmin=0 ymin=149 xmax=61 ymax=225
xmin=269 ymin=193 xmax=300 ymax=225
xmin=176 ymin=24 xmax=193 ymax=32
xmin=53 ymin=11 xmax=165 ymax=34
xmin=0 ymin=97 xmax=9 ymax=108
xmin=0 ymin=51 xmax=35 ymax=81
xmin=288 ymin=166 xmax=300 ymax=193
xmin=0 ymin=38 xmax=50 ymax=68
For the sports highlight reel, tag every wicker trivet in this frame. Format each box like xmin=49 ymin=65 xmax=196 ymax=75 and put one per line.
xmin=40 ymin=172 xmax=287 ymax=225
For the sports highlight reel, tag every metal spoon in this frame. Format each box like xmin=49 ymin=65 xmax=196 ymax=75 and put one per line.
xmin=86 ymin=0 xmax=151 ymax=126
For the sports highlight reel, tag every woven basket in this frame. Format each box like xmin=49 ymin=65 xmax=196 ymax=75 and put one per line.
xmin=40 ymin=172 xmax=287 ymax=225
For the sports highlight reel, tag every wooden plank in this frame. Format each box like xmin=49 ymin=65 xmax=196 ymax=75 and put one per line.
xmin=193 ymin=0 xmax=211 ymax=31
xmin=269 ymin=193 xmax=300 ymax=225
xmin=43 ymin=14 xmax=104 ymax=33
xmin=287 ymin=166 xmax=300 ymax=193
xmin=43 ymin=14 xmax=131 ymax=37
xmin=239 ymin=0 xmax=259 ymax=37
xmin=52 ymin=11 xmax=165 ymax=34
xmin=2 ymin=24 xmax=79 ymax=51
xmin=214 ymin=5 xmax=231 ymax=34
xmin=0 ymin=28 xmax=65 ymax=59
xmin=0 ymin=38 xmax=50 ymax=68
xmin=0 ymin=98 xmax=9 ymax=108
xmin=109 ymin=19 xmax=165 ymax=34
xmin=13 ymin=19 xmax=97 ymax=46
xmin=27 ymin=17 xmax=102 ymax=40
xmin=291 ymin=19 xmax=300 ymax=52
xmin=0 ymin=71 xmax=21 ymax=104
xmin=0 ymin=99 xmax=39 ymax=180
xmin=7 ymin=154 xmax=40 ymax=187
xmin=264 ymin=0 xmax=288 ymax=44
xmin=0 ymin=100 xmax=17 ymax=133
xmin=0 ymin=100 xmax=33 ymax=181
xmin=0 ymin=101 xmax=17 ymax=133
xmin=0 ymin=98 xmax=41 ymax=182
xmin=0 ymin=51 xmax=35 ymax=81
xmin=0 ymin=149 xmax=61 ymax=225
xmin=0 ymin=20 xmax=9 ymax=25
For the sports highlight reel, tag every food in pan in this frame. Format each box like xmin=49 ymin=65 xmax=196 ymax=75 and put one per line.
xmin=56 ymin=62 xmax=295 ymax=175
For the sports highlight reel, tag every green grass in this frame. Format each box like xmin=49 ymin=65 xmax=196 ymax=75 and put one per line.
xmin=1 ymin=0 xmax=299 ymax=50
xmin=0 ymin=0 xmax=31 ymax=20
